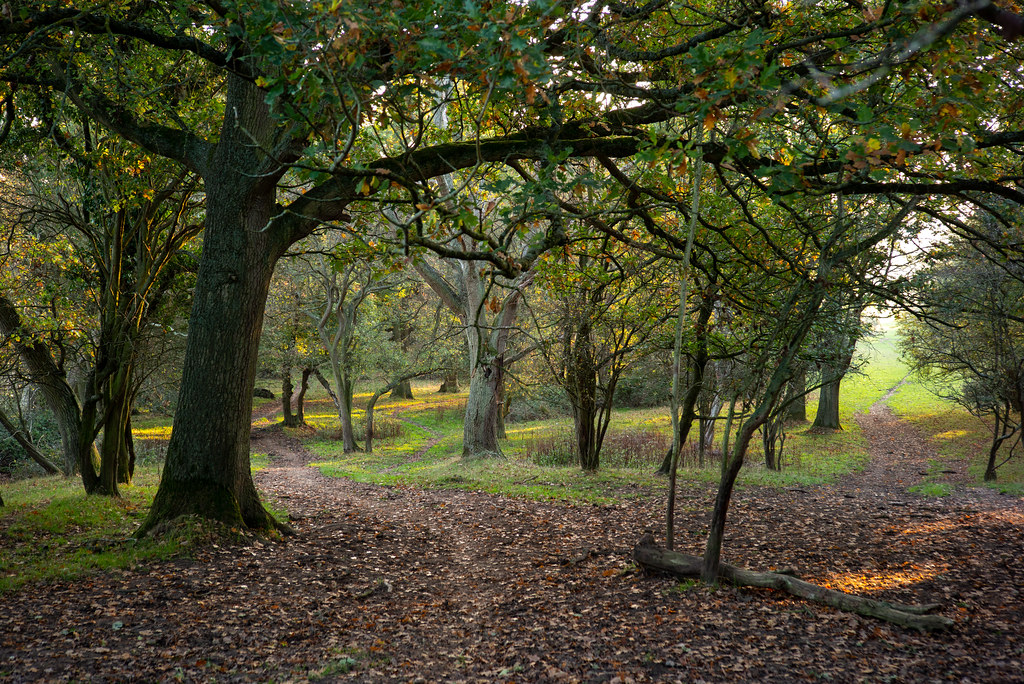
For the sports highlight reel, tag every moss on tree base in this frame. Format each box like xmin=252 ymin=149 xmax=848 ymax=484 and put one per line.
xmin=136 ymin=478 xmax=285 ymax=538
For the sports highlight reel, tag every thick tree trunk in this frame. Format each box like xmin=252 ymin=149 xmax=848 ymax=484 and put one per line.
xmin=138 ymin=76 xmax=290 ymax=534
xmin=139 ymin=203 xmax=283 ymax=532
xmin=463 ymin=359 xmax=502 ymax=458
xmin=390 ymin=379 xmax=414 ymax=400
xmin=439 ymin=370 xmax=459 ymax=393
xmin=812 ymin=377 xmax=843 ymax=430
xmin=633 ymin=535 xmax=952 ymax=631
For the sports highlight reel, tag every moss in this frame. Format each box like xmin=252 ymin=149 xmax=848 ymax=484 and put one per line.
xmin=136 ymin=479 xmax=248 ymax=537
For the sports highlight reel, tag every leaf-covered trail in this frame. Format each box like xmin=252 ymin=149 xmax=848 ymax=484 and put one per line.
xmin=1 ymin=409 xmax=1022 ymax=682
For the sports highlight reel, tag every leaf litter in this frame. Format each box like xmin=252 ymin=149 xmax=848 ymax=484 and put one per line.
xmin=0 ymin=409 xmax=1021 ymax=682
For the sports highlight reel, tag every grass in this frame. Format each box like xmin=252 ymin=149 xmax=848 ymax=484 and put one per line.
xmin=909 ymin=482 xmax=952 ymax=497
xmin=881 ymin=323 xmax=1024 ymax=493
xmin=305 ymin=322 xmax=1023 ymax=501
xmin=4 ymin=332 xmax=1020 ymax=594
xmin=307 ymin=384 xmax=877 ymax=504
xmin=0 ymin=469 xmax=184 ymax=592
xmin=0 ymin=414 xmax=286 ymax=594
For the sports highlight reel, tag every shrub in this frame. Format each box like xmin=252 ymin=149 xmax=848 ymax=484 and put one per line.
xmin=366 ymin=415 xmax=404 ymax=442
xmin=612 ymin=370 xmax=672 ymax=409
xmin=601 ymin=427 xmax=669 ymax=469
xmin=523 ymin=432 xmax=576 ymax=467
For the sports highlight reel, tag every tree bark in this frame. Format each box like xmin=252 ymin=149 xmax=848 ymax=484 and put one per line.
xmin=812 ymin=377 xmax=843 ymax=430
xmin=390 ymin=379 xmax=414 ymax=400
xmin=0 ymin=406 xmax=61 ymax=474
xmin=0 ymin=295 xmax=97 ymax=477
xmin=566 ymin=315 xmax=599 ymax=471
xmin=295 ymin=367 xmax=312 ymax=425
xmin=633 ymin=534 xmax=952 ymax=631
xmin=281 ymin=364 xmax=298 ymax=427
xmin=439 ymin=370 xmax=460 ymax=393
xmin=462 ymin=355 xmax=503 ymax=458
xmin=137 ymin=75 xmax=290 ymax=535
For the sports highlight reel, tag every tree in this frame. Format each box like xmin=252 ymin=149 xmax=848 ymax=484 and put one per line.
xmin=533 ymin=242 xmax=674 ymax=471
xmin=1 ymin=130 xmax=201 ymax=495
xmin=899 ymin=207 xmax=1024 ymax=481
xmin=362 ymin=282 xmax=461 ymax=453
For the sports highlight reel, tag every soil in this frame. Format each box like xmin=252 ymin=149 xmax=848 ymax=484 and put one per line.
xmin=1 ymin=393 xmax=1022 ymax=683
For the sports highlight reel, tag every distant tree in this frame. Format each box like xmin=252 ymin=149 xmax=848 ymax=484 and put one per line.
xmin=533 ymin=242 xmax=673 ymax=471
xmin=900 ymin=208 xmax=1024 ymax=481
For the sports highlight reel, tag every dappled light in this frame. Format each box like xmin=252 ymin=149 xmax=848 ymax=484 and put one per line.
xmin=824 ymin=565 xmax=947 ymax=596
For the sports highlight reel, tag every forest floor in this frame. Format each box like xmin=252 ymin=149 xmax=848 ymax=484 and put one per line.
xmin=1 ymin=394 xmax=1022 ymax=683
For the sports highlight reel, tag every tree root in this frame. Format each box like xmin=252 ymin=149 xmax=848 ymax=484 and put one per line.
xmin=633 ymin=533 xmax=953 ymax=632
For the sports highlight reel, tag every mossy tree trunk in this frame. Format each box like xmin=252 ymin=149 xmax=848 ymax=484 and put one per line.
xmin=138 ymin=75 xmax=293 ymax=535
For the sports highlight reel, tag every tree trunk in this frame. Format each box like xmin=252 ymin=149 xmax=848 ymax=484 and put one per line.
xmin=281 ymin=364 xmax=297 ymax=426
xmin=812 ymin=377 xmax=843 ymax=430
xmin=786 ymin=369 xmax=807 ymax=422
xmin=364 ymin=389 xmax=387 ymax=454
xmin=984 ymin=409 xmax=1005 ymax=482
xmin=462 ymin=358 xmax=502 ymax=458
xmin=124 ymin=413 xmax=136 ymax=482
xmin=312 ymin=368 xmax=337 ymax=403
xmin=138 ymin=75 xmax=290 ymax=535
xmin=439 ymin=370 xmax=459 ymax=393
xmin=565 ymin=315 xmax=599 ymax=471
xmin=295 ymin=367 xmax=312 ymax=425
xmin=0 ymin=406 xmax=61 ymax=474
xmin=338 ymin=375 xmax=360 ymax=452
xmin=390 ymin=379 xmax=414 ymax=400
xmin=633 ymin=535 xmax=952 ymax=631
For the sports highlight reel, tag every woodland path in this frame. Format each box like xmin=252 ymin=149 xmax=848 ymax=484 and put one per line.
xmin=1 ymin=398 xmax=1022 ymax=682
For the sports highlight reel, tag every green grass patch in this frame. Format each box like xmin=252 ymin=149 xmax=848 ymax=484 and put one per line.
xmin=0 ymin=469 xmax=192 ymax=593
xmin=308 ymin=399 xmax=871 ymax=503
xmin=250 ymin=451 xmax=271 ymax=472
xmin=908 ymin=482 xmax=952 ymax=497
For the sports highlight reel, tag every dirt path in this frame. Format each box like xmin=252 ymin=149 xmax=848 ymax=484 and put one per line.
xmin=1 ymin=404 xmax=1022 ymax=682
xmin=850 ymin=375 xmax=1014 ymax=510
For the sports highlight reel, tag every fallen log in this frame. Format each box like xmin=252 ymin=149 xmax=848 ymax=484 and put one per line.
xmin=633 ymin=534 xmax=953 ymax=632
